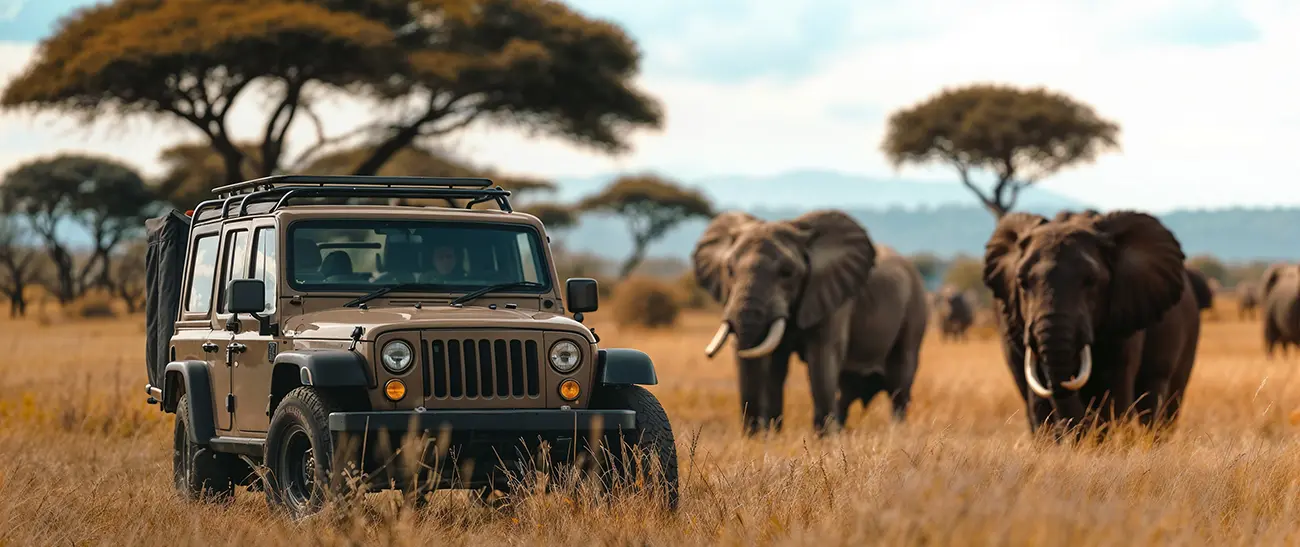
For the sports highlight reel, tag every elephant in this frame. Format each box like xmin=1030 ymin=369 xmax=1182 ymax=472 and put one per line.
xmin=692 ymin=209 xmax=929 ymax=435
xmin=1260 ymin=264 xmax=1300 ymax=358
xmin=934 ymin=286 xmax=975 ymax=341
xmin=1236 ymin=281 xmax=1260 ymax=321
xmin=983 ymin=210 xmax=1201 ymax=436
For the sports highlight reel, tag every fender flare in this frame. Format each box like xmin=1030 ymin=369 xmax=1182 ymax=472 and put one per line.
xmin=162 ymin=360 xmax=215 ymax=445
xmin=272 ymin=349 xmax=373 ymax=388
xmin=596 ymin=348 xmax=659 ymax=386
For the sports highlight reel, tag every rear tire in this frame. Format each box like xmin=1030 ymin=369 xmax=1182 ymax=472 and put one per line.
xmin=588 ymin=385 xmax=679 ymax=511
xmin=173 ymin=394 xmax=236 ymax=503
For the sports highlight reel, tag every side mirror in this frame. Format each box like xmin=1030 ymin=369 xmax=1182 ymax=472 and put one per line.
xmin=226 ymin=279 xmax=266 ymax=314
xmin=566 ymin=277 xmax=599 ymax=314
xmin=225 ymin=279 xmax=278 ymax=336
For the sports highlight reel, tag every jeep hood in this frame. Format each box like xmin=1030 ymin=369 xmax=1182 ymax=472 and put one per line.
xmin=283 ymin=306 xmax=595 ymax=342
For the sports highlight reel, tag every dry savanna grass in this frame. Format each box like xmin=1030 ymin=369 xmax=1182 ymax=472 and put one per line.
xmin=3 ymin=295 xmax=1300 ymax=546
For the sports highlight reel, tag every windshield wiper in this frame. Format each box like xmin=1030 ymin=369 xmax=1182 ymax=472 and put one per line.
xmin=343 ymin=283 xmax=425 ymax=308
xmin=449 ymin=281 xmax=545 ymax=307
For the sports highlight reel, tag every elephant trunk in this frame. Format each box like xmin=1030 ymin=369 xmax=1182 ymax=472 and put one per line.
xmin=736 ymin=318 xmax=786 ymax=358
xmin=1023 ymin=320 xmax=1094 ymax=400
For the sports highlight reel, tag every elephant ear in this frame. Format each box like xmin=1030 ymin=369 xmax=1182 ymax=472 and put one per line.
xmin=1093 ymin=211 xmax=1187 ymax=337
xmin=787 ymin=210 xmax=877 ymax=329
xmin=692 ymin=211 xmax=760 ymax=303
xmin=1261 ymin=263 xmax=1288 ymax=297
xmin=982 ymin=212 xmax=1047 ymax=303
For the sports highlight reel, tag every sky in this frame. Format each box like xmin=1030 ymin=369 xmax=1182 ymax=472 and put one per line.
xmin=1 ymin=0 xmax=1298 ymax=212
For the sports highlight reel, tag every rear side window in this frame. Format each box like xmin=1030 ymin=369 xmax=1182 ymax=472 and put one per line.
xmin=251 ymin=227 xmax=277 ymax=314
xmin=220 ymin=230 xmax=251 ymax=313
xmin=185 ymin=234 xmax=220 ymax=313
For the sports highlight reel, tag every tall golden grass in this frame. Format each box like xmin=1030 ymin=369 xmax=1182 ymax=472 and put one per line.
xmin=2 ymin=296 xmax=1299 ymax=546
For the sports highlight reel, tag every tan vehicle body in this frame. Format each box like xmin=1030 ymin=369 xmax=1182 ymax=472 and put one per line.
xmin=148 ymin=176 xmax=676 ymax=515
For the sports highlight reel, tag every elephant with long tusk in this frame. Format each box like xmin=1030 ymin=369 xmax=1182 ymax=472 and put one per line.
xmin=985 ymin=210 xmax=1201 ymax=437
xmin=692 ymin=209 xmax=929 ymax=436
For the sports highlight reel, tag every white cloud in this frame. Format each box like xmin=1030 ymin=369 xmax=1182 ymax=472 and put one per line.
xmin=2 ymin=0 xmax=1300 ymax=212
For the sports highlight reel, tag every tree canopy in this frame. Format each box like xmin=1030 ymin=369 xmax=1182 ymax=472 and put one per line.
xmin=580 ymin=174 xmax=713 ymax=279
xmin=882 ymin=84 xmax=1120 ymax=217
xmin=0 ymin=154 xmax=156 ymax=304
xmin=2 ymin=0 xmax=663 ymax=185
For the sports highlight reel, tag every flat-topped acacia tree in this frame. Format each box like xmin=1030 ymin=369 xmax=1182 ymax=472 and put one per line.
xmin=882 ymin=83 xmax=1120 ymax=217
xmin=580 ymin=175 xmax=714 ymax=280
xmin=2 ymin=0 xmax=663 ymax=184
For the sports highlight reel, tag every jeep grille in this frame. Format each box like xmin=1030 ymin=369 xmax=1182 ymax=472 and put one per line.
xmin=424 ymin=338 xmax=541 ymax=399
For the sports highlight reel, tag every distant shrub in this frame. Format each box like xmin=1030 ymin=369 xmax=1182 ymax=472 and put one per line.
xmin=610 ymin=276 xmax=679 ymax=328
xmin=70 ymin=290 xmax=118 ymax=319
xmin=673 ymin=271 xmax=711 ymax=310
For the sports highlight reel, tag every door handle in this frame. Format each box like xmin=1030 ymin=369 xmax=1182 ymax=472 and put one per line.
xmin=202 ymin=342 xmax=219 ymax=353
xmin=227 ymin=342 xmax=247 ymax=354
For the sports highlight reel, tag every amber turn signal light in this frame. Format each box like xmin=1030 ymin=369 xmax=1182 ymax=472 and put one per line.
xmin=384 ymin=379 xmax=407 ymax=401
xmin=558 ymin=379 xmax=581 ymax=401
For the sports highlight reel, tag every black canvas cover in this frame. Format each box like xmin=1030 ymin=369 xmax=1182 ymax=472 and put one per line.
xmin=144 ymin=210 xmax=191 ymax=389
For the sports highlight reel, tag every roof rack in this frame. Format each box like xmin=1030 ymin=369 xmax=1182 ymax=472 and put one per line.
xmin=191 ymin=175 xmax=513 ymax=222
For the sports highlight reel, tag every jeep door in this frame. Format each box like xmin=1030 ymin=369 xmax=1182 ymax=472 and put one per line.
xmin=223 ymin=222 xmax=279 ymax=434
xmin=175 ymin=226 xmax=226 ymax=431
xmin=208 ymin=221 xmax=254 ymax=434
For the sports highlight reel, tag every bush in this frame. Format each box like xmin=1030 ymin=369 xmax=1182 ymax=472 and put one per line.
xmin=673 ymin=271 xmax=712 ymax=310
xmin=69 ymin=290 xmax=118 ymax=319
xmin=610 ymin=276 xmax=680 ymax=328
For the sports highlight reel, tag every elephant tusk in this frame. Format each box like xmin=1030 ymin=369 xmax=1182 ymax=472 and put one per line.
xmin=704 ymin=322 xmax=732 ymax=358
xmin=736 ymin=318 xmax=786 ymax=359
xmin=1060 ymin=345 xmax=1092 ymax=391
xmin=1023 ymin=327 xmax=1053 ymax=399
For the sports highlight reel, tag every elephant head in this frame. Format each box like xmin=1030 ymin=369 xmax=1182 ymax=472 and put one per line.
xmin=1261 ymin=263 xmax=1300 ymax=298
xmin=983 ymin=211 xmax=1186 ymax=418
xmin=693 ymin=210 xmax=877 ymax=358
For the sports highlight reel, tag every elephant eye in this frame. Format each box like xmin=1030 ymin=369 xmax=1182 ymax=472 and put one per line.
xmin=779 ymin=264 xmax=794 ymax=277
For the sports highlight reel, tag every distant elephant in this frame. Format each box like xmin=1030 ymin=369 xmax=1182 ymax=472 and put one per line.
xmin=692 ymin=209 xmax=929 ymax=435
xmin=983 ymin=210 xmax=1201 ymax=435
xmin=1237 ymin=281 xmax=1260 ymax=320
xmin=1260 ymin=264 xmax=1300 ymax=358
xmin=935 ymin=286 xmax=974 ymax=341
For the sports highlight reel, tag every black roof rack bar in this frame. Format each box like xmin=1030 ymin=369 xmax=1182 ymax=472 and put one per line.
xmin=266 ymin=186 xmax=514 ymax=214
xmin=190 ymin=198 xmax=224 ymax=221
xmin=212 ymin=175 xmax=495 ymax=198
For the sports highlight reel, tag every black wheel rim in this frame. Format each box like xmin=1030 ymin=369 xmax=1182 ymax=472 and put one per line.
xmin=277 ymin=425 xmax=318 ymax=511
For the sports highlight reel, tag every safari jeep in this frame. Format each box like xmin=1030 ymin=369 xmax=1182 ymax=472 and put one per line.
xmin=142 ymin=175 xmax=677 ymax=516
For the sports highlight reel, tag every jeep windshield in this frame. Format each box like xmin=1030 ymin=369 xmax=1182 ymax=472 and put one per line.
xmin=287 ymin=219 xmax=551 ymax=295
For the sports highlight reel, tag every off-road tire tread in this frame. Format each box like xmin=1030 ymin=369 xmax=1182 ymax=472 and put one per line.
xmin=591 ymin=385 xmax=679 ymax=511
xmin=263 ymin=386 xmax=347 ymax=517
xmin=173 ymin=394 xmax=236 ymax=503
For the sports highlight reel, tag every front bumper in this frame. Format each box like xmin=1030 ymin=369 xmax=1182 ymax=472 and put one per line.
xmin=327 ymin=409 xmax=636 ymax=434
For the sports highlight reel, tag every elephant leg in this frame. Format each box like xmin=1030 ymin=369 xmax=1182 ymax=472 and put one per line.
xmin=836 ymin=371 xmax=884 ymax=421
xmin=885 ymin=349 xmax=918 ymax=423
xmin=737 ymin=359 xmax=767 ymax=436
xmin=802 ymin=344 xmax=846 ymax=435
xmin=763 ymin=351 xmax=792 ymax=432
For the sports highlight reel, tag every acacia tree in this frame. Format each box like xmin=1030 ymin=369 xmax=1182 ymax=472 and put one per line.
xmin=155 ymin=142 xmax=265 ymax=209
xmin=0 ymin=217 xmax=46 ymax=317
xmin=2 ymin=0 xmax=662 ymax=185
xmin=0 ymin=155 xmax=155 ymax=304
xmin=580 ymin=175 xmax=713 ymax=279
xmin=882 ymin=84 xmax=1120 ymax=217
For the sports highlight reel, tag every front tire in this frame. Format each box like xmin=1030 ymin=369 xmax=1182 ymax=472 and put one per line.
xmin=263 ymin=387 xmax=355 ymax=518
xmin=173 ymin=394 xmax=236 ymax=503
xmin=588 ymin=385 xmax=679 ymax=511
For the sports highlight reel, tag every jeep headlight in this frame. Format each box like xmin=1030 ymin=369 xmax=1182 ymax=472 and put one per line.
xmin=549 ymin=340 xmax=581 ymax=374
xmin=381 ymin=340 xmax=414 ymax=374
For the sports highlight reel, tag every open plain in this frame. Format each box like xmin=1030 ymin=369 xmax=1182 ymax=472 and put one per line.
xmin=2 ymin=297 xmax=1300 ymax=546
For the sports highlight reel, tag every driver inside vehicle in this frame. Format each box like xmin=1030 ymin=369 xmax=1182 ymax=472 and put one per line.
xmin=423 ymin=242 xmax=467 ymax=283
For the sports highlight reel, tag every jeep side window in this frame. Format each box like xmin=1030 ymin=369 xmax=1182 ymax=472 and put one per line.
xmin=184 ymin=234 xmax=220 ymax=313
xmin=219 ymin=229 xmax=252 ymax=313
xmin=251 ymin=227 xmax=277 ymax=314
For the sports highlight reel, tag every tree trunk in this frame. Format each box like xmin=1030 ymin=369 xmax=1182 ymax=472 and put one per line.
xmin=353 ymin=123 xmax=424 ymax=176
xmin=618 ymin=238 xmax=649 ymax=280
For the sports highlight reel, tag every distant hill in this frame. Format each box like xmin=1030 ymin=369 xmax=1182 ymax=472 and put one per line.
xmin=545 ymin=169 xmax=1088 ymax=211
xmin=556 ymin=204 xmax=1300 ymax=264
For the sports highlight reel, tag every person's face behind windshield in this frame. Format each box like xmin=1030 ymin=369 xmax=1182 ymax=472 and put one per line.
xmin=432 ymin=245 xmax=458 ymax=276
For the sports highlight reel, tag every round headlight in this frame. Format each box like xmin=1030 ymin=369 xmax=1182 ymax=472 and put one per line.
xmin=549 ymin=340 xmax=581 ymax=374
xmin=381 ymin=340 xmax=414 ymax=374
